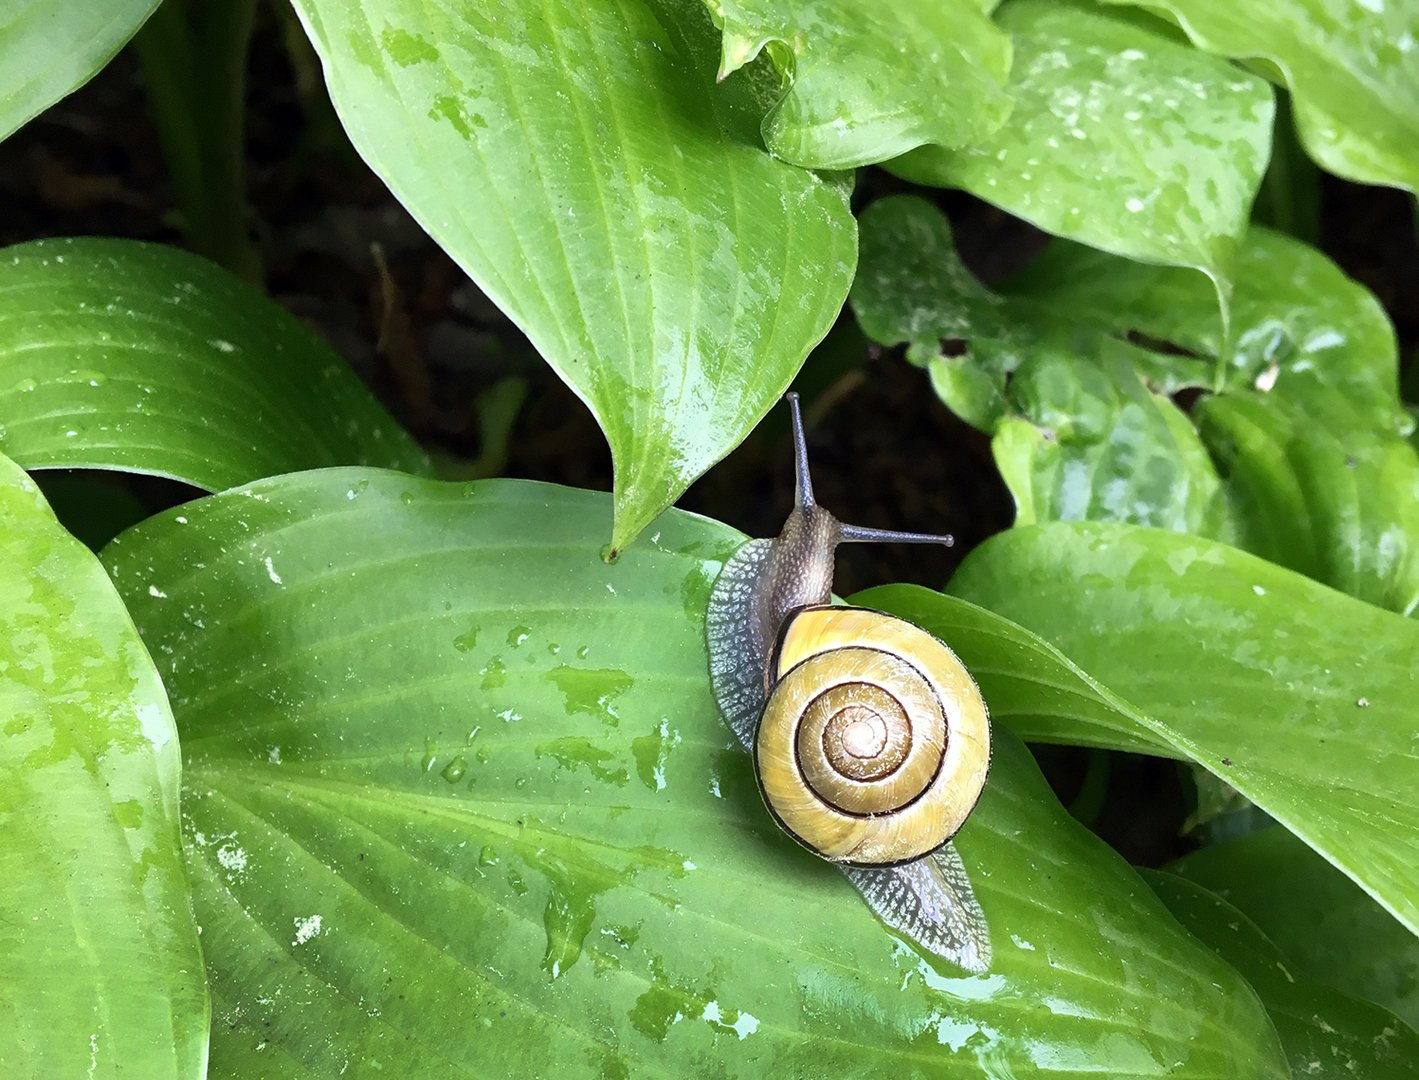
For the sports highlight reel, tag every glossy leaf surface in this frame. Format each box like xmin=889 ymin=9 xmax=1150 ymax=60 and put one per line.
xmin=1171 ymin=827 xmax=1419 ymax=1029
xmin=104 ymin=472 xmax=1285 ymax=1078
xmin=1148 ymin=870 xmax=1419 ymax=1080
xmin=0 ymin=238 xmax=429 ymax=489
xmin=852 ymin=196 xmax=1229 ymax=533
xmin=0 ymin=0 xmax=160 ymax=142
xmin=1098 ymin=0 xmax=1419 ymax=193
xmin=708 ymin=0 xmax=1012 ymax=168
xmin=0 ymin=453 xmax=206 ymax=1077
xmin=1006 ymin=230 xmax=1419 ymax=614
xmin=288 ymin=0 xmax=855 ymax=553
xmin=944 ymin=520 xmax=1419 ymax=936
xmin=891 ymin=0 xmax=1272 ymax=300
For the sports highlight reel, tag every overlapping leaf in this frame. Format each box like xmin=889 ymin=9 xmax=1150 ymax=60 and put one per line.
xmin=1098 ymin=0 xmax=1419 ymax=192
xmin=1148 ymin=870 xmax=1419 ymax=1079
xmin=0 ymin=452 xmax=206 ymax=1077
xmin=103 ymin=472 xmax=1285 ymax=1078
xmin=288 ymin=0 xmax=855 ymax=553
xmin=937 ymin=520 xmax=1419 ymax=936
xmin=706 ymin=0 xmax=1012 ymax=168
xmin=852 ymin=196 xmax=1229 ymax=533
xmin=0 ymin=238 xmax=429 ymax=489
xmin=0 ymin=0 xmax=160 ymax=142
xmin=891 ymin=0 xmax=1273 ymax=303
xmin=1171 ymin=827 xmax=1419 ymax=1029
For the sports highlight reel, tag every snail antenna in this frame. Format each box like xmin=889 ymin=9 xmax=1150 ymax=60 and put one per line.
xmin=838 ymin=523 xmax=955 ymax=548
xmin=787 ymin=392 xmax=815 ymax=510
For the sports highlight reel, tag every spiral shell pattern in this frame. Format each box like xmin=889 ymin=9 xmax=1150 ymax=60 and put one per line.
xmin=756 ymin=606 xmax=990 ymax=866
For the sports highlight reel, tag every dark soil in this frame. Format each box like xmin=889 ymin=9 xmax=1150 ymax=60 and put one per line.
xmin=4 ymin=13 xmax=1414 ymax=865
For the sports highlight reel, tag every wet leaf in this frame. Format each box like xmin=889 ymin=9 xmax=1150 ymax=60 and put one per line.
xmin=890 ymin=0 xmax=1273 ymax=305
xmin=1148 ymin=869 xmax=1419 ymax=1080
xmin=707 ymin=0 xmax=1012 ymax=168
xmin=288 ymin=0 xmax=855 ymax=553
xmin=103 ymin=472 xmax=1285 ymax=1078
xmin=0 ymin=0 xmax=160 ymax=142
xmin=852 ymin=196 xmax=1229 ymax=533
xmin=0 ymin=452 xmax=206 ymax=1077
xmin=1097 ymin=0 xmax=1419 ymax=193
xmin=0 ymin=238 xmax=429 ymax=489
xmin=1006 ymin=229 xmax=1419 ymax=614
xmin=941 ymin=520 xmax=1419 ymax=937
xmin=1170 ymin=827 xmax=1419 ymax=1030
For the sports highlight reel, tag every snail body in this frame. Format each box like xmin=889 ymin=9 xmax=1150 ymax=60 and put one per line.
xmin=705 ymin=393 xmax=992 ymax=968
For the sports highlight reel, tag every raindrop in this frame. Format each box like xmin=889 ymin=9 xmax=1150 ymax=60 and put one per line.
xmin=441 ymin=755 xmax=467 ymax=782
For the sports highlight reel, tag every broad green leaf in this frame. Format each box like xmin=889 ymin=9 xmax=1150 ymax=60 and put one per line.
xmin=0 ymin=238 xmax=429 ymax=489
xmin=288 ymin=0 xmax=855 ymax=554
xmin=853 ymin=196 xmax=1228 ymax=532
xmin=944 ymin=520 xmax=1419 ymax=937
xmin=103 ymin=472 xmax=1286 ymax=1078
xmin=1098 ymin=0 xmax=1419 ymax=193
xmin=1147 ymin=869 xmax=1419 ymax=1079
xmin=1198 ymin=391 xmax=1419 ymax=616
xmin=707 ymin=0 xmax=1012 ymax=168
xmin=890 ymin=0 xmax=1273 ymax=305
xmin=1006 ymin=226 xmax=1405 ymax=419
xmin=1006 ymin=230 xmax=1419 ymax=613
xmin=1171 ymin=827 xmax=1419 ymax=1030
xmin=0 ymin=452 xmax=206 ymax=1077
xmin=0 ymin=0 xmax=160 ymax=142
xmin=853 ymin=584 xmax=1173 ymax=757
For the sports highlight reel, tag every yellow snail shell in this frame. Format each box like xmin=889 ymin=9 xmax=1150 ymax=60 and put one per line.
xmin=755 ymin=605 xmax=990 ymax=866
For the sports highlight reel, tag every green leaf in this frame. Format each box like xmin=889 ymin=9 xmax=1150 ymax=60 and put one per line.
xmin=0 ymin=452 xmax=206 ymax=1077
xmin=287 ymin=0 xmax=856 ymax=554
xmin=852 ymin=196 xmax=1229 ymax=533
xmin=890 ymin=0 xmax=1273 ymax=305
xmin=1147 ymin=869 xmax=1419 ymax=1080
xmin=1097 ymin=0 xmax=1419 ymax=193
xmin=1170 ymin=826 xmax=1419 ymax=1030
xmin=103 ymin=472 xmax=1286 ymax=1078
xmin=1006 ymin=229 xmax=1419 ymax=614
xmin=0 ymin=238 xmax=429 ymax=489
xmin=1006 ymin=226 xmax=1405 ymax=419
xmin=943 ymin=520 xmax=1419 ymax=938
xmin=0 ymin=0 xmax=161 ymax=142
xmin=707 ymin=0 xmax=1012 ymax=168
xmin=1198 ymin=390 xmax=1419 ymax=616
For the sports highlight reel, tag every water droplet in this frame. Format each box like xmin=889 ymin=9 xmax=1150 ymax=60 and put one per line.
xmin=478 ymin=845 xmax=498 ymax=866
xmin=11 ymin=377 xmax=37 ymax=393
xmin=576 ymin=645 xmax=590 ymax=660
xmin=507 ymin=625 xmax=532 ymax=648
xmin=453 ymin=625 xmax=479 ymax=652
xmin=441 ymin=755 xmax=467 ymax=782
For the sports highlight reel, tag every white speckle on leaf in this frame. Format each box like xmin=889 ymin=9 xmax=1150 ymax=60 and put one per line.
xmin=268 ymin=746 xmax=282 ymax=764
xmin=148 ymin=584 xmax=168 ymax=598
xmin=1125 ymin=197 xmax=1145 ymax=213
xmin=216 ymin=844 xmax=248 ymax=873
xmin=264 ymin=557 xmax=283 ymax=585
xmin=292 ymin=915 xmax=323 ymax=946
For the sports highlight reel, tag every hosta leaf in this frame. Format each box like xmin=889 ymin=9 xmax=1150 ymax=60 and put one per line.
xmin=1197 ymin=390 xmax=1419 ymax=616
xmin=0 ymin=452 xmax=206 ymax=1077
xmin=890 ymin=0 xmax=1273 ymax=305
xmin=287 ymin=0 xmax=855 ymax=553
xmin=1005 ymin=226 xmax=1405 ymax=418
xmin=1006 ymin=230 xmax=1419 ymax=614
xmin=0 ymin=238 xmax=429 ymax=489
xmin=103 ymin=472 xmax=1286 ymax=1078
xmin=1171 ymin=827 xmax=1419 ymax=1030
xmin=1147 ymin=869 xmax=1419 ymax=1080
xmin=943 ymin=520 xmax=1419 ymax=936
xmin=853 ymin=196 xmax=1228 ymax=533
xmin=1098 ymin=0 xmax=1419 ymax=193
xmin=0 ymin=0 xmax=160 ymax=142
xmin=707 ymin=0 xmax=1012 ymax=169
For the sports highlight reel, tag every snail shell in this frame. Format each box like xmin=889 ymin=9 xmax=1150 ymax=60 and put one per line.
xmin=758 ymin=606 xmax=990 ymax=865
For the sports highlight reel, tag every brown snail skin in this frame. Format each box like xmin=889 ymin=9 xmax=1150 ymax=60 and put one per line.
xmin=705 ymin=393 xmax=992 ymax=971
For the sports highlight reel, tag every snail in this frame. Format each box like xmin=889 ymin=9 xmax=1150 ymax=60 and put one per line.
xmin=706 ymin=393 xmax=992 ymax=971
